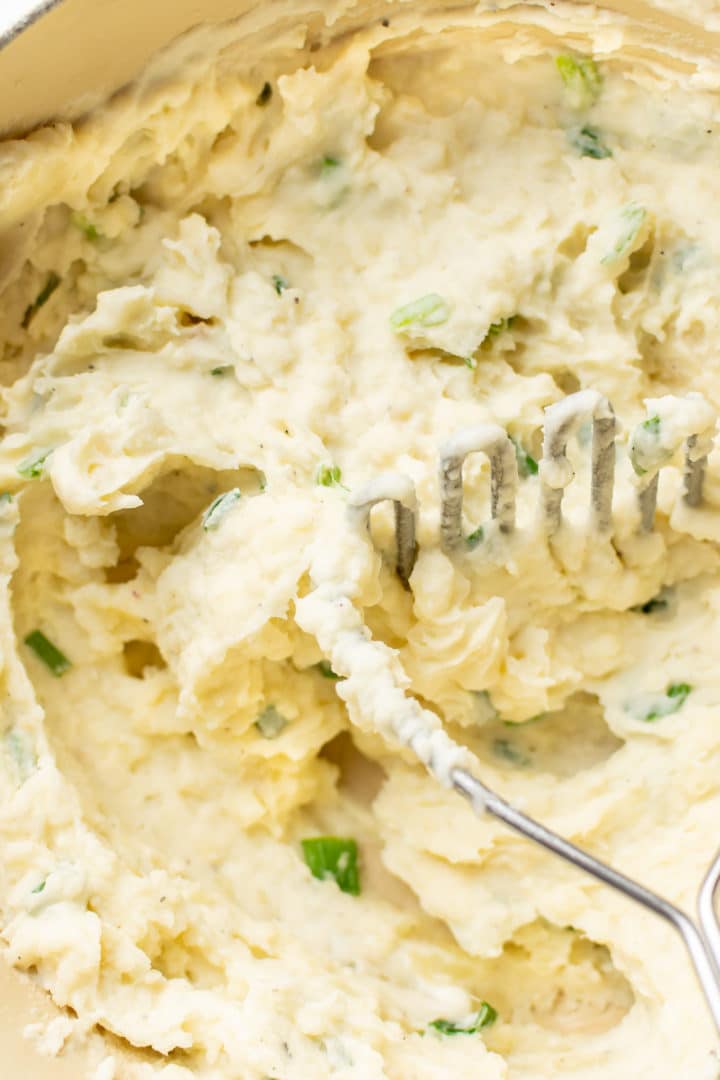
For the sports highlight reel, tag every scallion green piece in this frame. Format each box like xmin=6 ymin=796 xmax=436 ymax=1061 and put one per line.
xmin=631 ymin=587 xmax=672 ymax=615
xmin=17 ymin=448 xmax=53 ymax=480
xmin=390 ymin=294 xmax=451 ymax=332
xmin=301 ymin=837 xmax=360 ymax=895
xmin=485 ymin=315 xmax=517 ymax=340
xmin=210 ymin=365 xmax=233 ymax=377
xmin=202 ymin=488 xmax=241 ymax=531
xmin=317 ymin=660 xmax=340 ymax=680
xmin=511 ymin=436 xmax=538 ymax=477
xmin=272 ymin=274 xmax=289 ymax=295
xmin=256 ymin=81 xmax=273 ymax=106
xmin=255 ymin=705 xmax=288 ymax=739
xmin=492 ymin=738 xmax=530 ymax=766
xmin=640 ymin=682 xmax=692 ymax=722
xmin=71 ymin=213 xmax=102 ymax=241
xmin=568 ymin=125 xmax=612 ymax=159
xmin=601 ymin=203 xmax=647 ymax=266
xmin=31 ymin=879 xmax=46 ymax=894
xmin=320 ymin=154 xmax=341 ymax=174
xmin=428 ymin=1002 xmax=497 ymax=1036
xmin=316 ymin=464 xmax=343 ymax=487
xmin=24 ymin=630 xmax=71 ymax=676
xmin=556 ymin=54 xmax=603 ymax=110
xmin=22 ymin=272 xmax=61 ymax=329
xmin=466 ymin=525 xmax=484 ymax=549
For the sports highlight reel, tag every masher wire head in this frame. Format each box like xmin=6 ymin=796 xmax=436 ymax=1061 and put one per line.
xmin=349 ymin=390 xmax=718 ymax=580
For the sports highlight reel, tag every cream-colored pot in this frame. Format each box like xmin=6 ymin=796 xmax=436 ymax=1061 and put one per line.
xmin=4 ymin=2 xmax=720 ymax=1078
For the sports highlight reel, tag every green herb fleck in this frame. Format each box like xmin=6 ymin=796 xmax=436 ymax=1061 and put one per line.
xmin=31 ymin=879 xmax=46 ymax=894
xmin=631 ymin=588 xmax=672 ymax=615
xmin=320 ymin=154 xmax=341 ymax=174
xmin=301 ymin=837 xmax=360 ymax=895
xmin=485 ymin=315 xmax=517 ymax=340
xmin=601 ymin=203 xmax=648 ymax=266
xmin=22 ymin=272 xmax=61 ymax=329
xmin=202 ymin=488 xmax=241 ymax=531
xmin=643 ymin=682 xmax=692 ymax=721
xmin=0 ymin=492 xmax=13 ymax=505
xmin=316 ymin=464 xmax=343 ymax=487
xmin=255 ymin=705 xmax=289 ymax=739
xmin=71 ymin=212 xmax=102 ymax=241
xmin=24 ymin=630 xmax=71 ymax=677
xmin=317 ymin=660 xmax=340 ymax=680
xmin=210 ymin=365 xmax=233 ymax=377
xmin=474 ymin=690 xmax=498 ymax=722
xmin=464 ymin=355 xmax=478 ymax=370
xmin=492 ymin=738 xmax=530 ymax=766
xmin=466 ymin=525 xmax=484 ymax=549
xmin=272 ymin=274 xmax=289 ymax=295
xmin=17 ymin=448 xmax=53 ymax=480
xmin=556 ymin=54 xmax=603 ymax=110
xmin=630 ymin=414 xmax=663 ymax=476
xmin=511 ymin=436 xmax=538 ymax=478
xmin=4 ymin=729 xmax=37 ymax=781
xmin=390 ymin=294 xmax=452 ymax=333
xmin=568 ymin=125 xmax=612 ymax=159
xmin=256 ymin=81 xmax=273 ymax=106
xmin=428 ymin=1003 xmax=497 ymax=1036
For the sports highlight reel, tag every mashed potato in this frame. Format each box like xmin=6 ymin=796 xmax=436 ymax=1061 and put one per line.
xmin=2 ymin=2 xmax=720 ymax=1077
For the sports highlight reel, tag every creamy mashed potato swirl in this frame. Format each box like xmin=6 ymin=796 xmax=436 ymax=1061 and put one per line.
xmin=2 ymin=2 xmax=720 ymax=1077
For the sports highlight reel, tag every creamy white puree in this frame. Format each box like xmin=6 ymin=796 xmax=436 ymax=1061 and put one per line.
xmin=2 ymin=3 xmax=720 ymax=1078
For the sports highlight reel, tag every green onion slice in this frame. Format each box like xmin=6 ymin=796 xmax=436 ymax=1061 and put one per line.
xmin=24 ymin=630 xmax=71 ymax=677
xmin=301 ymin=836 xmax=360 ymax=895
xmin=428 ymin=1002 xmax=498 ymax=1036
xmin=255 ymin=705 xmax=288 ymax=739
xmin=202 ymin=489 xmax=241 ymax=531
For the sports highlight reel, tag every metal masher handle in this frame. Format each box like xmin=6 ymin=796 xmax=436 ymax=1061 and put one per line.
xmin=452 ymin=766 xmax=720 ymax=1032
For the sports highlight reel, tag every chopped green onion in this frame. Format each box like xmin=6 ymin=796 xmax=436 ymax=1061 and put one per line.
xmin=202 ymin=488 xmax=241 ymax=531
xmin=255 ymin=705 xmax=288 ymax=739
xmin=17 ymin=448 xmax=53 ymax=480
xmin=31 ymin=879 xmax=46 ymax=894
xmin=71 ymin=213 xmax=102 ymax=241
xmin=642 ymin=682 xmax=692 ymax=721
xmin=601 ymin=203 xmax=647 ymax=266
xmin=556 ymin=54 xmax=603 ymax=110
xmin=316 ymin=464 xmax=343 ymax=487
xmin=630 ymin=414 xmax=664 ymax=476
xmin=485 ymin=315 xmax=517 ymax=340
xmin=320 ymin=154 xmax=341 ymax=174
xmin=4 ymin=729 xmax=37 ymax=781
xmin=631 ymin=588 xmax=671 ymax=614
xmin=0 ymin=492 xmax=13 ymax=505
xmin=24 ymin=630 xmax=71 ymax=677
xmin=511 ymin=436 xmax=538 ymax=477
xmin=272 ymin=274 xmax=289 ymax=295
xmin=492 ymin=738 xmax=530 ymax=766
xmin=464 ymin=355 xmax=478 ymax=371
xmin=22 ymin=272 xmax=61 ymax=329
xmin=390 ymin=294 xmax=451 ymax=332
xmin=210 ymin=365 xmax=233 ymax=377
xmin=317 ymin=660 xmax=340 ymax=680
xmin=568 ymin=125 xmax=612 ymax=159
xmin=466 ymin=525 xmax=484 ymax=549
xmin=301 ymin=837 xmax=360 ymax=895
xmin=474 ymin=690 xmax=498 ymax=722
xmin=256 ymin=81 xmax=273 ymax=106
xmin=428 ymin=1003 xmax=497 ymax=1036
